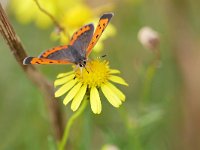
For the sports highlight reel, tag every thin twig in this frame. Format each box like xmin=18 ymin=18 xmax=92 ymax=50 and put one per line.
xmin=33 ymin=0 xmax=70 ymax=39
xmin=33 ymin=0 xmax=61 ymax=30
xmin=0 ymin=3 xmax=63 ymax=140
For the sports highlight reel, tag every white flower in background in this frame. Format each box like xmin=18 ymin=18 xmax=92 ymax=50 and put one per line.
xmin=138 ymin=26 xmax=160 ymax=50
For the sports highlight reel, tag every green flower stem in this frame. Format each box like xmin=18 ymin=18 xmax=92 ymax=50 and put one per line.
xmin=58 ymin=98 xmax=88 ymax=150
xmin=140 ymin=48 xmax=161 ymax=108
xmin=140 ymin=63 xmax=157 ymax=106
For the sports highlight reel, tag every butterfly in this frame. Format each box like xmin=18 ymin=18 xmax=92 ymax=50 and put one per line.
xmin=23 ymin=13 xmax=114 ymax=68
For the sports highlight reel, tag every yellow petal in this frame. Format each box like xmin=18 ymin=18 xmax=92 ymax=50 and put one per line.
xmin=106 ymin=82 xmax=126 ymax=102
xmin=109 ymin=75 xmax=128 ymax=86
xmin=71 ymin=84 xmax=87 ymax=111
xmin=56 ymin=71 xmax=74 ymax=78
xmin=101 ymin=84 xmax=122 ymax=107
xmin=90 ymin=87 xmax=102 ymax=114
xmin=55 ymin=79 xmax=77 ymax=97
xmin=54 ymin=74 xmax=75 ymax=87
xmin=110 ymin=69 xmax=120 ymax=74
xmin=63 ymin=82 xmax=82 ymax=105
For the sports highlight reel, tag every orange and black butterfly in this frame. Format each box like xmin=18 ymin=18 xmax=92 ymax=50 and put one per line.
xmin=23 ymin=13 xmax=114 ymax=68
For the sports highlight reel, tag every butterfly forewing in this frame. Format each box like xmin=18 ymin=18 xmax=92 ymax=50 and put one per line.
xmin=39 ymin=45 xmax=68 ymax=59
xmin=70 ymin=24 xmax=94 ymax=55
xmin=86 ymin=13 xmax=114 ymax=57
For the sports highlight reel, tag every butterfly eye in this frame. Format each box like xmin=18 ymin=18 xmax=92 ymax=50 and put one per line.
xmin=83 ymin=60 xmax=86 ymax=65
xmin=79 ymin=64 xmax=83 ymax=67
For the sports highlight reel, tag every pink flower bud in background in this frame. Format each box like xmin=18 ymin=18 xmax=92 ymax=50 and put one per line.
xmin=138 ymin=26 xmax=160 ymax=50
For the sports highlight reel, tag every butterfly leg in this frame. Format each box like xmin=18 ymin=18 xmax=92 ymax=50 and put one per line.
xmin=73 ymin=65 xmax=79 ymax=72
xmin=73 ymin=65 xmax=84 ymax=77
xmin=86 ymin=61 xmax=93 ymax=73
xmin=73 ymin=65 xmax=80 ymax=79
xmin=84 ymin=66 xmax=89 ymax=73
xmin=96 ymin=54 xmax=107 ymax=60
xmin=79 ymin=67 xmax=83 ymax=77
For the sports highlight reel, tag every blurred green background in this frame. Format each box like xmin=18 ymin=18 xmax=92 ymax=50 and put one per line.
xmin=1 ymin=0 xmax=200 ymax=150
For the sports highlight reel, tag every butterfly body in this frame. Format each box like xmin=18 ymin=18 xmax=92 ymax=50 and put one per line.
xmin=23 ymin=13 xmax=114 ymax=67
xmin=63 ymin=45 xmax=87 ymax=67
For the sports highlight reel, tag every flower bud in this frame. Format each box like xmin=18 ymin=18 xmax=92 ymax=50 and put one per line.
xmin=138 ymin=26 xmax=160 ymax=50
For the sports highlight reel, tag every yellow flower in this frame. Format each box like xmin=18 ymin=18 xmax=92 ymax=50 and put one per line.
xmin=54 ymin=60 xmax=128 ymax=114
xmin=9 ymin=0 xmax=58 ymax=28
xmin=61 ymin=4 xmax=94 ymax=30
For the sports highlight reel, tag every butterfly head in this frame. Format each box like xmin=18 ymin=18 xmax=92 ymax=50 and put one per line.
xmin=78 ymin=59 xmax=87 ymax=68
xmin=76 ymin=59 xmax=89 ymax=74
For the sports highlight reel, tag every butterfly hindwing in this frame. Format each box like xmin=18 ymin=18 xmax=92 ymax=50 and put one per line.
xmin=38 ymin=45 xmax=78 ymax=63
xmin=23 ymin=57 xmax=71 ymax=65
xmin=86 ymin=13 xmax=114 ymax=56
xmin=70 ymin=24 xmax=94 ymax=55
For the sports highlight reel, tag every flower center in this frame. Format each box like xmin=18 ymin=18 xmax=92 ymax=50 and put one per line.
xmin=74 ymin=60 xmax=110 ymax=88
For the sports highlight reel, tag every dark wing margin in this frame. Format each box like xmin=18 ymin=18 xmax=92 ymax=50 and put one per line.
xmin=23 ymin=57 xmax=71 ymax=65
xmin=86 ymin=13 xmax=114 ymax=57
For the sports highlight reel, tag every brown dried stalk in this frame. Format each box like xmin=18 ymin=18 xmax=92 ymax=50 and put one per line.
xmin=163 ymin=0 xmax=200 ymax=149
xmin=0 ymin=3 xmax=63 ymax=140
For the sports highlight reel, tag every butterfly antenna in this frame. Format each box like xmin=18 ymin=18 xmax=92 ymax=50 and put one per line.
xmin=80 ymin=67 xmax=83 ymax=74
xmin=101 ymin=54 xmax=107 ymax=58
xmin=97 ymin=54 xmax=107 ymax=59
xmin=84 ymin=66 xmax=89 ymax=73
